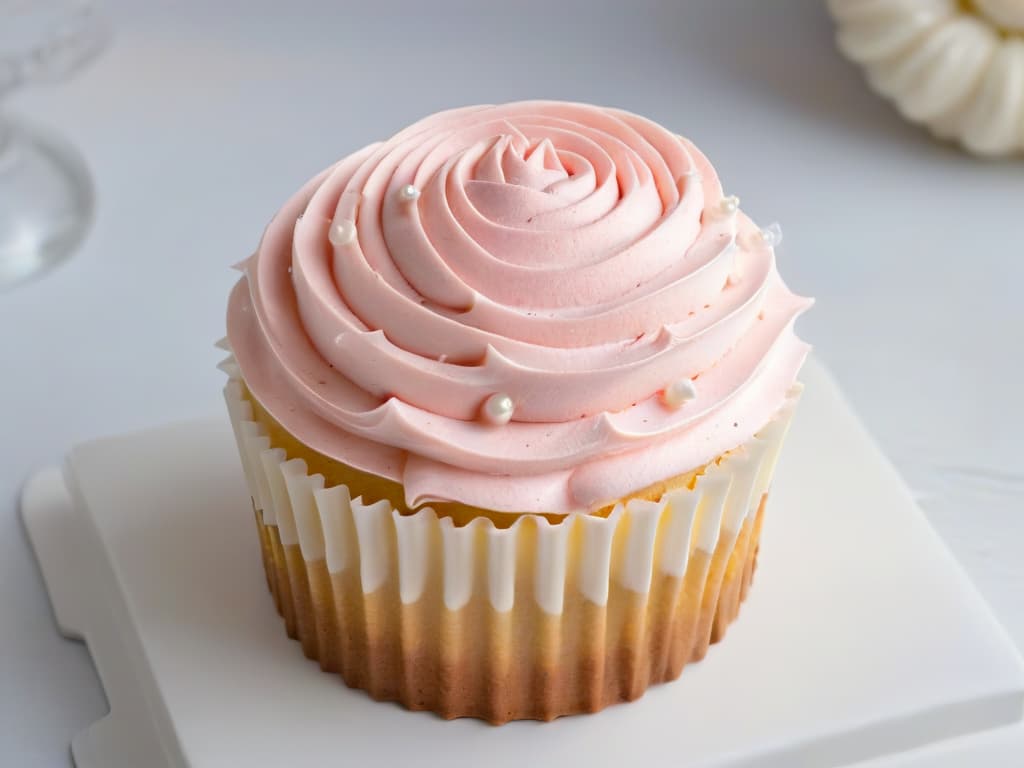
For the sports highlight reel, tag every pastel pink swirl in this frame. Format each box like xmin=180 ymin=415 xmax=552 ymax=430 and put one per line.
xmin=227 ymin=101 xmax=812 ymax=514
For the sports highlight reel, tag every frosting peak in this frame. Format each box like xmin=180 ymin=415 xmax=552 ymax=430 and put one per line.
xmin=227 ymin=101 xmax=811 ymax=514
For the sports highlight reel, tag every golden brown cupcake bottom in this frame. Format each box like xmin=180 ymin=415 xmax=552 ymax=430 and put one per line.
xmin=252 ymin=494 xmax=766 ymax=724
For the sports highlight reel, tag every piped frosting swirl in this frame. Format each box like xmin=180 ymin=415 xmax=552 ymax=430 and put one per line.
xmin=227 ymin=101 xmax=812 ymax=514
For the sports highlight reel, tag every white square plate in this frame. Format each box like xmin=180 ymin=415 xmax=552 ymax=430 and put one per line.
xmin=21 ymin=358 xmax=1024 ymax=767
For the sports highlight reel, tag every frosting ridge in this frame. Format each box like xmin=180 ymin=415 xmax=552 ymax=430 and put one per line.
xmin=227 ymin=101 xmax=812 ymax=514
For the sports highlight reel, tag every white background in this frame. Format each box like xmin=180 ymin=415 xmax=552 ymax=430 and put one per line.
xmin=1 ymin=1 xmax=1021 ymax=765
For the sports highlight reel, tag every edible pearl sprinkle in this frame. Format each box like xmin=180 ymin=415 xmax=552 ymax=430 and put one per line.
xmin=398 ymin=184 xmax=421 ymax=202
xmin=720 ymin=195 xmax=740 ymax=214
xmin=759 ymin=222 xmax=783 ymax=248
xmin=662 ymin=379 xmax=698 ymax=409
xmin=328 ymin=219 xmax=356 ymax=246
xmin=481 ymin=393 xmax=514 ymax=425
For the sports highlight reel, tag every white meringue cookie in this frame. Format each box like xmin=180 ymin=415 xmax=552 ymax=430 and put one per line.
xmin=829 ymin=0 xmax=1024 ymax=156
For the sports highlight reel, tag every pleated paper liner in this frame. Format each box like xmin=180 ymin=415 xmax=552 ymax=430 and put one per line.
xmin=222 ymin=361 xmax=800 ymax=723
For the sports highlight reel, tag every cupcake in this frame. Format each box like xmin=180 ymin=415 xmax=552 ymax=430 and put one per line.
xmin=222 ymin=101 xmax=811 ymax=723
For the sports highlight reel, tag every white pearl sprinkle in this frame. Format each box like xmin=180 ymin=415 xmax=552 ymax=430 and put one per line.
xmin=662 ymin=378 xmax=698 ymax=409
xmin=328 ymin=219 xmax=356 ymax=247
xmin=397 ymin=184 xmax=421 ymax=202
xmin=759 ymin=222 xmax=783 ymax=248
xmin=481 ymin=393 xmax=514 ymax=425
xmin=720 ymin=195 xmax=740 ymax=214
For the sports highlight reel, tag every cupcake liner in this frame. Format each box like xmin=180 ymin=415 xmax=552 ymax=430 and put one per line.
xmin=223 ymin=362 xmax=800 ymax=723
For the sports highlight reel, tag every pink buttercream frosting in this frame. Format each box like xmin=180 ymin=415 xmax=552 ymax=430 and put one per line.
xmin=226 ymin=101 xmax=812 ymax=514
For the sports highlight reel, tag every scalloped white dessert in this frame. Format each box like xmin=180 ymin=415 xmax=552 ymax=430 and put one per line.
xmin=829 ymin=0 xmax=1024 ymax=156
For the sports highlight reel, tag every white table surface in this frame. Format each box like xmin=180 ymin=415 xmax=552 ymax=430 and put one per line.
xmin=1 ymin=1 xmax=1021 ymax=765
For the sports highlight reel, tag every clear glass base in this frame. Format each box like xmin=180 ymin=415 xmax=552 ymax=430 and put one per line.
xmin=0 ymin=114 xmax=94 ymax=290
